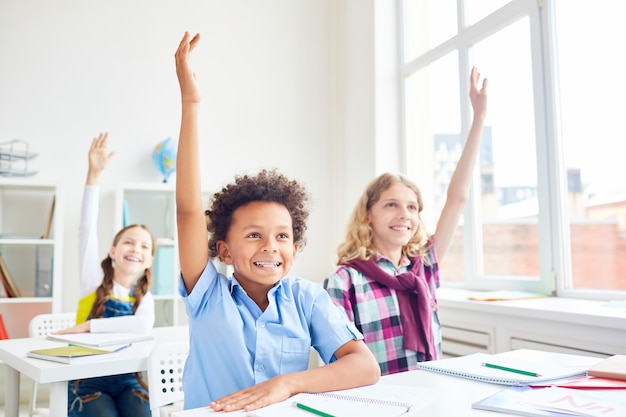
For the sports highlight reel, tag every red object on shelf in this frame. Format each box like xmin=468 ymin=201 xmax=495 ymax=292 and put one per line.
xmin=0 ymin=313 xmax=8 ymax=339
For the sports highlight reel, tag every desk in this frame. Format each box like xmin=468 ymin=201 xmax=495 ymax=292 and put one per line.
xmin=0 ymin=325 xmax=188 ymax=417
xmin=171 ymin=349 xmax=604 ymax=417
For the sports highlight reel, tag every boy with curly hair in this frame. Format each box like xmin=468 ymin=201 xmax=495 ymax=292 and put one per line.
xmin=174 ymin=32 xmax=380 ymax=413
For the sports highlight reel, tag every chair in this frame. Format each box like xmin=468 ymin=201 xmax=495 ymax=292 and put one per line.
xmin=147 ymin=341 xmax=189 ymax=417
xmin=27 ymin=312 xmax=77 ymax=417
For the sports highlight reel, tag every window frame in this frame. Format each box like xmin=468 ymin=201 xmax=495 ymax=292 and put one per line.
xmin=398 ymin=0 xmax=625 ymax=300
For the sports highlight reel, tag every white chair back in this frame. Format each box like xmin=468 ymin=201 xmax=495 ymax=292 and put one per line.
xmin=29 ymin=312 xmax=76 ymax=338
xmin=28 ymin=312 xmax=77 ymax=417
xmin=147 ymin=341 xmax=189 ymax=417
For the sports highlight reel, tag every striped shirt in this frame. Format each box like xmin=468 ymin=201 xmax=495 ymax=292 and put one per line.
xmin=324 ymin=238 xmax=441 ymax=375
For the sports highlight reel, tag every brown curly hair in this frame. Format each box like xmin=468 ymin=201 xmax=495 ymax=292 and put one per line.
xmin=206 ymin=169 xmax=311 ymax=259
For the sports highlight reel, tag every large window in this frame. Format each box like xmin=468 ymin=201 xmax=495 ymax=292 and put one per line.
xmin=401 ymin=0 xmax=626 ymax=298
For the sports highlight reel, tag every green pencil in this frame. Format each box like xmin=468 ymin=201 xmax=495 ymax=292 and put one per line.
xmin=482 ymin=362 xmax=542 ymax=377
xmin=296 ymin=402 xmax=336 ymax=417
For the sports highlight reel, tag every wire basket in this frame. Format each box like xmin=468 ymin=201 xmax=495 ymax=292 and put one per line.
xmin=0 ymin=139 xmax=38 ymax=177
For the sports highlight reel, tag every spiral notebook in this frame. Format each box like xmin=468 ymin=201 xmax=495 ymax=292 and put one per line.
xmin=249 ymin=384 xmax=432 ymax=417
xmin=418 ymin=352 xmax=589 ymax=386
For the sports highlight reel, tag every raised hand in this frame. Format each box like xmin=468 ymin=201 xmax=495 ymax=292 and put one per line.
xmin=175 ymin=31 xmax=202 ymax=104
xmin=469 ymin=66 xmax=488 ymax=122
xmin=86 ymin=132 xmax=115 ymax=185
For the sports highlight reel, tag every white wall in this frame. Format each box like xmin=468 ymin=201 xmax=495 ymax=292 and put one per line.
xmin=0 ymin=0 xmax=355 ymax=313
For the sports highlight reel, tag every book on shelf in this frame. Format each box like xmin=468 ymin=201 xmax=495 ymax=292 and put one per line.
xmin=587 ymin=355 xmax=626 ymax=381
xmin=47 ymin=331 xmax=154 ymax=347
xmin=0 ymin=253 xmax=21 ymax=297
xmin=27 ymin=345 xmax=118 ymax=364
xmin=35 ymin=245 xmax=53 ymax=297
xmin=153 ymin=245 xmax=175 ymax=295
xmin=417 ymin=351 xmax=589 ymax=386
xmin=42 ymin=195 xmax=55 ymax=239
xmin=472 ymin=386 xmax=626 ymax=417
xmin=0 ymin=271 xmax=9 ymax=298
xmin=248 ymin=383 xmax=432 ymax=417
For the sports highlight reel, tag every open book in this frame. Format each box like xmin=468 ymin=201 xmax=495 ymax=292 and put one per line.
xmin=472 ymin=386 xmax=626 ymax=417
xmin=418 ymin=352 xmax=589 ymax=386
xmin=249 ymin=384 xmax=432 ymax=417
xmin=47 ymin=332 xmax=153 ymax=347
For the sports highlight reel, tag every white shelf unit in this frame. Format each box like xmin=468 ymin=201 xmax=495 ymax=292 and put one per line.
xmin=115 ymin=183 xmax=233 ymax=327
xmin=115 ymin=183 xmax=179 ymax=327
xmin=0 ymin=179 xmax=63 ymax=338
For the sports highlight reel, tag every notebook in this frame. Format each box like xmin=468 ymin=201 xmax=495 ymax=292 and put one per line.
xmin=529 ymin=375 xmax=626 ymax=389
xmin=248 ymin=384 xmax=433 ymax=417
xmin=27 ymin=345 xmax=117 ymax=364
xmin=47 ymin=332 xmax=153 ymax=347
xmin=417 ymin=352 xmax=589 ymax=386
xmin=586 ymin=355 xmax=626 ymax=381
xmin=472 ymin=386 xmax=626 ymax=417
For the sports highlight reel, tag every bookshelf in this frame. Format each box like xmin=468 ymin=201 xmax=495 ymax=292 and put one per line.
xmin=0 ymin=179 xmax=63 ymax=338
xmin=115 ymin=183 xmax=222 ymax=327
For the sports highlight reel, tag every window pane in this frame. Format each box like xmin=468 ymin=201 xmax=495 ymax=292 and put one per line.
xmin=554 ymin=1 xmax=626 ymax=291
xmin=404 ymin=53 xmax=464 ymax=281
xmin=402 ymin=0 xmax=457 ymax=62
xmin=471 ymin=17 xmax=540 ymax=278
xmin=466 ymin=0 xmax=512 ymax=26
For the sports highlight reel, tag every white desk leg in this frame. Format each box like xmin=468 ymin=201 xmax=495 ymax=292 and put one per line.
xmin=4 ymin=366 xmax=19 ymax=417
xmin=49 ymin=381 xmax=68 ymax=417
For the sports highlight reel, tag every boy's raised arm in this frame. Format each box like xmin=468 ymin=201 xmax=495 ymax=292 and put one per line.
xmin=175 ymin=32 xmax=209 ymax=293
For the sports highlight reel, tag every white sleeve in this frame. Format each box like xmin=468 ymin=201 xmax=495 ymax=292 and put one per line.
xmin=89 ymin=291 xmax=155 ymax=334
xmin=79 ymin=185 xmax=105 ymax=297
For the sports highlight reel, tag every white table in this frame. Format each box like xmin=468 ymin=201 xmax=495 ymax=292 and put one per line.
xmin=171 ymin=349 xmax=605 ymax=417
xmin=0 ymin=325 xmax=188 ymax=417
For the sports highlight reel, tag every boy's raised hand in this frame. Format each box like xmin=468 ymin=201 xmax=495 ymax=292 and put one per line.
xmin=175 ymin=31 xmax=202 ymax=104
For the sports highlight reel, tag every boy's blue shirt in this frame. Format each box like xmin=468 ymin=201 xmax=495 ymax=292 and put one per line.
xmin=179 ymin=259 xmax=363 ymax=409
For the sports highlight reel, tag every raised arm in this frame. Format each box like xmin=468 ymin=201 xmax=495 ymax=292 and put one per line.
xmin=434 ymin=66 xmax=488 ymax=260
xmin=175 ymin=32 xmax=209 ymax=294
xmin=79 ymin=133 xmax=115 ymax=297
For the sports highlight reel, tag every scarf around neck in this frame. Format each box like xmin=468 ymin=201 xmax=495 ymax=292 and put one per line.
xmin=346 ymin=256 xmax=436 ymax=361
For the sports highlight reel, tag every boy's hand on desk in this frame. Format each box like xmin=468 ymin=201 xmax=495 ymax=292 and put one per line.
xmin=210 ymin=375 xmax=291 ymax=412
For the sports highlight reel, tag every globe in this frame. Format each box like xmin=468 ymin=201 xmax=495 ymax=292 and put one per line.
xmin=152 ymin=137 xmax=177 ymax=183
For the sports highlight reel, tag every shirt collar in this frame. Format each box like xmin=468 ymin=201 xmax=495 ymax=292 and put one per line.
xmin=228 ymin=274 xmax=288 ymax=299
xmin=375 ymin=253 xmax=411 ymax=268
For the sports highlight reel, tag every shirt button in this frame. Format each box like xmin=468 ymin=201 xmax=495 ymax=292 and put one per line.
xmin=259 ymin=322 xmax=266 ymax=328
xmin=258 ymin=364 xmax=265 ymax=371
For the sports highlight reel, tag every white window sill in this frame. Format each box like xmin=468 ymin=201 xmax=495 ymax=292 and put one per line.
xmin=437 ymin=287 xmax=626 ymax=331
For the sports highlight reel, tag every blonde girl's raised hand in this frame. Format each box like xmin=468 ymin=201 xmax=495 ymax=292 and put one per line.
xmin=469 ymin=66 xmax=488 ymax=122
xmin=86 ymin=132 xmax=115 ymax=185
xmin=434 ymin=66 xmax=488 ymax=260
xmin=175 ymin=31 xmax=202 ymax=104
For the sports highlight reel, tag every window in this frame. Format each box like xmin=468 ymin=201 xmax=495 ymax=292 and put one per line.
xmin=400 ymin=0 xmax=626 ymax=298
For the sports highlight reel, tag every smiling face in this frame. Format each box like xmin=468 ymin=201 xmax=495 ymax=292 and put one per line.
xmin=367 ymin=183 xmax=420 ymax=263
xmin=217 ymin=201 xmax=297 ymax=294
xmin=108 ymin=226 xmax=154 ymax=284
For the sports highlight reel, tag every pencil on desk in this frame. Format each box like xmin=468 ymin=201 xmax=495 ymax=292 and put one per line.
xmin=481 ymin=362 xmax=542 ymax=377
xmin=296 ymin=402 xmax=336 ymax=417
